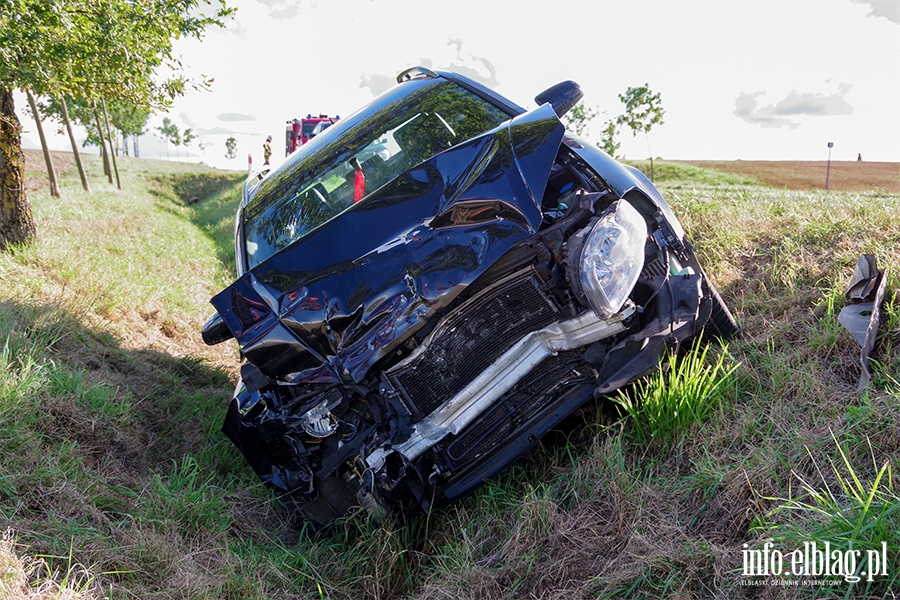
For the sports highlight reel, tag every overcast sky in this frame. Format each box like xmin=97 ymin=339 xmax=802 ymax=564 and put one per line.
xmin=21 ymin=0 xmax=900 ymax=170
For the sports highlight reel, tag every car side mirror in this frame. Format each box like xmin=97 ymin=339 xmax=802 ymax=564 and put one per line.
xmin=202 ymin=313 xmax=233 ymax=345
xmin=534 ymin=81 xmax=583 ymax=118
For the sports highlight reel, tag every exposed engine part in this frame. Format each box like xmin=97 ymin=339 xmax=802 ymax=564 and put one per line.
xmin=300 ymin=388 xmax=342 ymax=437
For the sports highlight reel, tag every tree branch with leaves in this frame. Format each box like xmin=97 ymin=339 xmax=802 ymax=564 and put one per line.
xmin=616 ymin=84 xmax=665 ymax=180
xmin=564 ymin=103 xmax=621 ymax=159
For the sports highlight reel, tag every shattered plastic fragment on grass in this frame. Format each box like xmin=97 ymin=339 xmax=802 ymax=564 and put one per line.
xmin=838 ymin=254 xmax=889 ymax=391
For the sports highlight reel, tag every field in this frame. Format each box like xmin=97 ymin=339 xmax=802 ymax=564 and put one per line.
xmin=1 ymin=151 xmax=898 ymax=599
xmin=673 ymin=160 xmax=900 ymax=193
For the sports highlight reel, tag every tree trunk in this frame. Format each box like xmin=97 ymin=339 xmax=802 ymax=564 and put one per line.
xmin=0 ymin=87 xmax=37 ymax=250
xmin=92 ymin=102 xmax=112 ymax=183
xmin=25 ymin=89 xmax=60 ymax=198
xmin=60 ymin=96 xmax=90 ymax=193
xmin=101 ymin=99 xmax=120 ymax=190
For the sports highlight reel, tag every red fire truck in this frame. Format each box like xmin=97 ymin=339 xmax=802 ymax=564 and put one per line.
xmin=285 ymin=114 xmax=340 ymax=155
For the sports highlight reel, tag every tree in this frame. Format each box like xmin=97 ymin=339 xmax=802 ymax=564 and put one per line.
xmin=563 ymin=103 xmax=598 ymax=137
xmin=107 ymin=103 xmax=150 ymax=157
xmin=225 ymin=137 xmax=238 ymax=160
xmin=563 ymin=103 xmax=621 ymax=159
xmin=182 ymin=128 xmax=196 ymax=155
xmin=0 ymin=90 xmax=35 ymax=247
xmin=91 ymin=101 xmax=113 ymax=183
xmin=36 ymin=95 xmax=99 ymax=189
xmin=616 ymin=84 xmax=665 ymax=180
xmin=156 ymin=117 xmax=188 ymax=159
xmin=598 ymin=118 xmax=621 ymax=158
xmin=36 ymin=94 xmax=120 ymax=192
xmin=59 ymin=97 xmax=90 ymax=192
xmin=0 ymin=0 xmax=234 ymax=250
xmin=24 ymin=89 xmax=60 ymax=198
xmin=101 ymin=98 xmax=121 ymax=189
xmin=156 ymin=117 xmax=181 ymax=158
xmin=44 ymin=97 xmax=149 ymax=160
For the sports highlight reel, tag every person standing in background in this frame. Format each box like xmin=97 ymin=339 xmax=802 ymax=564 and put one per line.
xmin=263 ymin=135 xmax=272 ymax=166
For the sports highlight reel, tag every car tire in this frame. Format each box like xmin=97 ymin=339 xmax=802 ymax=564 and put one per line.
xmin=703 ymin=276 xmax=740 ymax=340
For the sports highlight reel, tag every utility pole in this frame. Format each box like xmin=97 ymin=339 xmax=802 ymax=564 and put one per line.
xmin=825 ymin=141 xmax=833 ymax=190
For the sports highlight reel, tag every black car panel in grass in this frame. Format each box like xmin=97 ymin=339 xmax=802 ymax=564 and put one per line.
xmin=203 ymin=67 xmax=738 ymax=528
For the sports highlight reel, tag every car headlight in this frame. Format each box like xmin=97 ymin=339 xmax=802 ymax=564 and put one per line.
xmin=579 ymin=200 xmax=647 ymax=319
xmin=300 ymin=391 xmax=342 ymax=438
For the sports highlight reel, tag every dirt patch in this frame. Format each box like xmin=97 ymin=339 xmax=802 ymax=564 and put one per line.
xmin=674 ymin=160 xmax=900 ymax=192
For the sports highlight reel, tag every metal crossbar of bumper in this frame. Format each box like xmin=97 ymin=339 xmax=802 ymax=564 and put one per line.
xmin=366 ymin=305 xmax=634 ymax=468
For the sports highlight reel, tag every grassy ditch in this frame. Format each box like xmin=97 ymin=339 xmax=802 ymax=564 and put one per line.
xmin=1 ymin=155 xmax=898 ymax=598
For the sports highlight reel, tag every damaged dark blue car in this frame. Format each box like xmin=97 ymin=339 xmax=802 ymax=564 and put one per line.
xmin=202 ymin=67 xmax=738 ymax=527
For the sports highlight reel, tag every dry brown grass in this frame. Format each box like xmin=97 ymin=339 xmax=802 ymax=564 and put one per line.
xmin=0 ymin=530 xmax=98 ymax=600
xmin=675 ymin=160 xmax=900 ymax=192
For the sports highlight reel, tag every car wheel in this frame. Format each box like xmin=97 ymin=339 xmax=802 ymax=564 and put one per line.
xmin=703 ymin=276 xmax=740 ymax=339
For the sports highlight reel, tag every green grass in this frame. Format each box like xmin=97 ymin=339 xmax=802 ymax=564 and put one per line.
xmin=623 ymin=159 xmax=762 ymax=187
xmin=758 ymin=434 xmax=900 ymax=597
xmin=613 ymin=341 xmax=739 ymax=447
xmin=1 ymin=149 xmax=898 ymax=598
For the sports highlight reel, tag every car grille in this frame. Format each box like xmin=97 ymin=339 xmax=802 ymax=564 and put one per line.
xmin=440 ymin=351 xmax=593 ymax=469
xmin=389 ymin=269 xmax=559 ymax=417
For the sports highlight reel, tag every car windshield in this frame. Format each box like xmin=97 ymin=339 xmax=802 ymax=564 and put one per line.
xmin=243 ymin=78 xmax=512 ymax=269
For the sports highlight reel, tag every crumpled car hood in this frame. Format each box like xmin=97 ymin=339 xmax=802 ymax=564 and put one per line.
xmin=211 ymin=104 xmax=566 ymax=384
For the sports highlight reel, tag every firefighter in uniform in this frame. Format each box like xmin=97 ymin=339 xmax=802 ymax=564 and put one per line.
xmin=263 ymin=135 xmax=272 ymax=166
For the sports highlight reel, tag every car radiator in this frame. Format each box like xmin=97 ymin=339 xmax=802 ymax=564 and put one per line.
xmin=437 ymin=350 xmax=593 ymax=470
xmin=388 ymin=269 xmax=560 ymax=417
